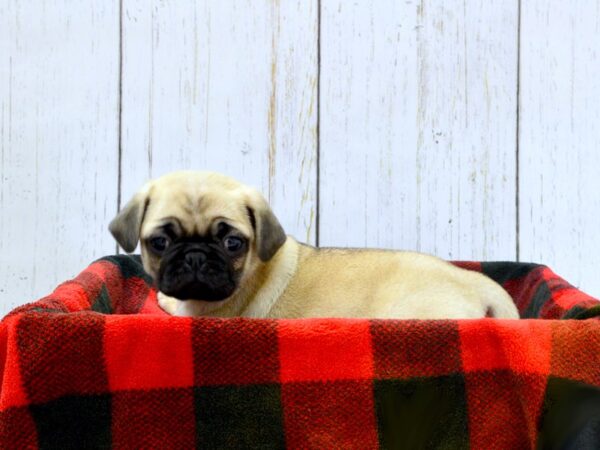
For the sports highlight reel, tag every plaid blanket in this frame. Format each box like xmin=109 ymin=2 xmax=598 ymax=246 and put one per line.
xmin=1 ymin=255 xmax=599 ymax=449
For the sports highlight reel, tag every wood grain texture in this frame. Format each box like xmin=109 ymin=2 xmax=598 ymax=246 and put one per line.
xmin=519 ymin=0 xmax=600 ymax=297
xmin=0 ymin=2 xmax=120 ymax=314
xmin=319 ymin=0 xmax=519 ymax=260
xmin=120 ymin=0 xmax=318 ymax=244
xmin=3 ymin=1 xmax=600 ymax=312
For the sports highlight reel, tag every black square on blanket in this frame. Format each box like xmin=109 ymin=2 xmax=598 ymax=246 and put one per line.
xmin=30 ymin=394 xmax=111 ymax=449
xmin=374 ymin=375 xmax=469 ymax=449
xmin=194 ymin=384 xmax=285 ymax=449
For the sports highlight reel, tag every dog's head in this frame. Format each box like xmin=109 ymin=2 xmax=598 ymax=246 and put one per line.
xmin=109 ymin=171 xmax=286 ymax=303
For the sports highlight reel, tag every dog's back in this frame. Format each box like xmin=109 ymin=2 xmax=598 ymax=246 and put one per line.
xmin=271 ymin=241 xmax=519 ymax=319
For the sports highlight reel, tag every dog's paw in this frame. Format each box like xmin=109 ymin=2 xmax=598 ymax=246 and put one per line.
xmin=157 ymin=292 xmax=179 ymax=315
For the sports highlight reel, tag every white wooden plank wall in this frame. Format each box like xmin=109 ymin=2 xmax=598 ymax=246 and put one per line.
xmin=519 ymin=0 xmax=600 ymax=297
xmin=319 ymin=0 xmax=518 ymax=260
xmin=121 ymin=0 xmax=318 ymax=245
xmin=0 ymin=1 xmax=120 ymax=313
xmin=1 ymin=1 xmax=599 ymax=315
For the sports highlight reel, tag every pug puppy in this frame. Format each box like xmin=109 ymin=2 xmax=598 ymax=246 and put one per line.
xmin=109 ymin=171 xmax=519 ymax=319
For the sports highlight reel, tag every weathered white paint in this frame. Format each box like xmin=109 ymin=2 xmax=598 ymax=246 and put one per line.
xmin=1 ymin=1 xmax=600 ymax=316
xmin=0 ymin=1 xmax=120 ymax=314
xmin=319 ymin=0 xmax=519 ymax=261
xmin=519 ymin=0 xmax=600 ymax=296
xmin=120 ymin=0 xmax=318 ymax=246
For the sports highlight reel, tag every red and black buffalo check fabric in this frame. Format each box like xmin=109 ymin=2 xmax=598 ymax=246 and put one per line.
xmin=1 ymin=255 xmax=600 ymax=449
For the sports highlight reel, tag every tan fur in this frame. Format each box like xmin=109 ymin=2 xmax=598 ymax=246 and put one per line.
xmin=111 ymin=171 xmax=519 ymax=320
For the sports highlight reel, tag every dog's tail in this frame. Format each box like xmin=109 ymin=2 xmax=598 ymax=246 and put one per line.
xmin=485 ymin=289 xmax=520 ymax=319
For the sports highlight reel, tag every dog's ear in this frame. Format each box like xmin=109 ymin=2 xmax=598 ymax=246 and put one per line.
xmin=246 ymin=190 xmax=286 ymax=262
xmin=109 ymin=183 xmax=152 ymax=253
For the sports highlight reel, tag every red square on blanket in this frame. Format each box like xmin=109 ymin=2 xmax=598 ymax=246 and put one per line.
xmin=104 ymin=316 xmax=194 ymax=391
xmin=0 ymin=407 xmax=38 ymax=449
xmin=0 ymin=316 xmax=29 ymax=408
xmin=459 ymin=319 xmax=552 ymax=375
xmin=282 ymin=380 xmax=379 ymax=449
xmin=464 ymin=371 xmax=547 ymax=449
xmin=550 ymin=321 xmax=600 ymax=386
xmin=192 ymin=318 xmax=280 ymax=386
xmin=112 ymin=388 xmax=196 ymax=448
xmin=278 ymin=319 xmax=374 ymax=382
xmin=371 ymin=320 xmax=462 ymax=378
xmin=17 ymin=313 xmax=108 ymax=404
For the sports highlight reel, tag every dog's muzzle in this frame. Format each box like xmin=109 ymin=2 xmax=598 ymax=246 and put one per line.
xmin=157 ymin=241 xmax=237 ymax=301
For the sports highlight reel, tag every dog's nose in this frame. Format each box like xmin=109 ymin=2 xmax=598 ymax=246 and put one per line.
xmin=184 ymin=250 xmax=207 ymax=269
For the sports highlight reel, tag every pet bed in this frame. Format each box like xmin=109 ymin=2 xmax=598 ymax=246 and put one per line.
xmin=1 ymin=255 xmax=599 ymax=449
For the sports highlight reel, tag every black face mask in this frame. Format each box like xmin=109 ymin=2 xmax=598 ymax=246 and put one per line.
xmin=157 ymin=237 xmax=238 ymax=301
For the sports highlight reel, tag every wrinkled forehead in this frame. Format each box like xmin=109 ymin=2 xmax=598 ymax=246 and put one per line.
xmin=141 ymin=186 xmax=252 ymax=238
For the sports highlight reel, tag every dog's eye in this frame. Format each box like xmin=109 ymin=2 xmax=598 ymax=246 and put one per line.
xmin=149 ymin=236 xmax=169 ymax=254
xmin=223 ymin=236 xmax=244 ymax=253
